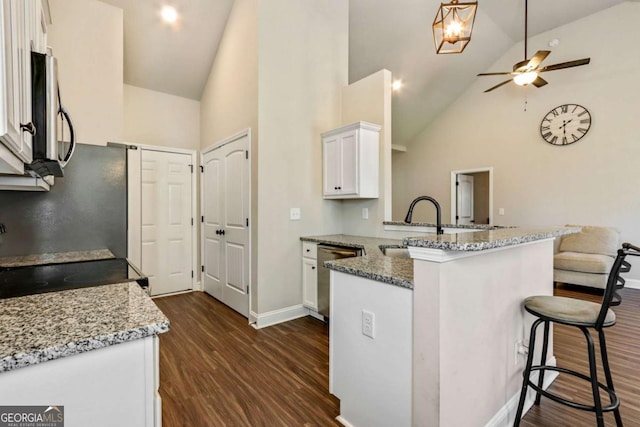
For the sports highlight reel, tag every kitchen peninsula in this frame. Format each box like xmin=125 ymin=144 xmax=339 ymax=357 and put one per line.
xmin=0 ymin=267 xmax=169 ymax=426
xmin=319 ymin=226 xmax=578 ymax=427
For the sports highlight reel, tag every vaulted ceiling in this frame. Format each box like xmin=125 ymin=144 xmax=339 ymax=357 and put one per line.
xmin=96 ymin=0 xmax=627 ymax=145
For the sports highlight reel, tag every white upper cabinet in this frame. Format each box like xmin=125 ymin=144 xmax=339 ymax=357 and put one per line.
xmin=0 ymin=0 xmax=43 ymax=173
xmin=322 ymin=121 xmax=381 ymax=199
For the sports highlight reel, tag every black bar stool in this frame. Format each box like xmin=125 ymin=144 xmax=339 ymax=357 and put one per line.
xmin=513 ymin=242 xmax=640 ymax=427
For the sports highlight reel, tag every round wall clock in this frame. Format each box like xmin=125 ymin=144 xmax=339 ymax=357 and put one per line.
xmin=540 ymin=104 xmax=591 ymax=146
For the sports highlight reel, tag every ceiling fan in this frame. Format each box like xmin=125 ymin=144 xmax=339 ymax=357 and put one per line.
xmin=477 ymin=0 xmax=590 ymax=93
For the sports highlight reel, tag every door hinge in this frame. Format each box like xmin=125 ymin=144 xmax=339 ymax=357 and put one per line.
xmin=456 ymin=181 xmax=459 ymax=186
xmin=201 ymin=216 xmax=204 ymax=223
xmin=456 ymin=215 xmax=459 ymax=220
xmin=200 ymin=165 xmax=204 ymax=173
xmin=245 ymin=150 xmax=249 ymax=160
xmin=191 ymin=218 xmax=194 ymax=226
xmin=201 ymin=265 xmax=205 ymax=272
xmin=191 ymin=270 xmax=194 ymax=278
xmin=189 ymin=164 xmax=193 ymax=173
xmin=246 ymin=218 xmax=249 ymax=227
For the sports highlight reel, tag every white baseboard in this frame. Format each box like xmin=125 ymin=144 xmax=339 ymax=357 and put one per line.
xmin=485 ymin=356 xmax=558 ymax=427
xmin=625 ymin=278 xmax=640 ymax=290
xmin=150 ymin=289 xmax=193 ymax=299
xmin=335 ymin=415 xmax=355 ymax=427
xmin=307 ymin=308 xmax=326 ymax=321
xmin=251 ymin=304 xmax=309 ymax=329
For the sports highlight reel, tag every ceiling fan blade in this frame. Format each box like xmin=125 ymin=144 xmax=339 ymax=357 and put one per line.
xmin=539 ymin=58 xmax=590 ymax=72
xmin=477 ymin=72 xmax=512 ymax=76
xmin=532 ymin=76 xmax=548 ymax=88
xmin=484 ymin=79 xmax=513 ymax=93
xmin=527 ymin=50 xmax=551 ymax=69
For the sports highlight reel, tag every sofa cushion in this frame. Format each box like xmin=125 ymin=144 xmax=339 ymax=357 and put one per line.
xmin=559 ymin=225 xmax=619 ymax=256
xmin=554 ymin=251 xmax=614 ymax=274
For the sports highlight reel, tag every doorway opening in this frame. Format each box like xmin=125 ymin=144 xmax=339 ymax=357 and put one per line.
xmin=450 ymin=167 xmax=493 ymax=226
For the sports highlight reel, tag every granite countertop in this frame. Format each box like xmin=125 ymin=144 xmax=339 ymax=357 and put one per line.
xmin=383 ymin=221 xmax=503 ymax=230
xmin=403 ymin=226 xmax=580 ymax=251
xmin=0 ymin=282 xmax=169 ymax=373
xmin=301 ymin=227 xmax=579 ymax=290
xmin=300 ymin=235 xmax=414 ymax=289
xmin=0 ymin=249 xmax=115 ymax=268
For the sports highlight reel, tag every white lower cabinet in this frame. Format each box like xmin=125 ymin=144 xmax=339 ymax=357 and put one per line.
xmin=0 ymin=336 xmax=161 ymax=427
xmin=302 ymin=242 xmax=318 ymax=310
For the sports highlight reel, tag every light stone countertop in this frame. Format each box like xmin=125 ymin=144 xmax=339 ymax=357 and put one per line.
xmin=0 ymin=282 xmax=169 ymax=373
xmin=403 ymin=226 xmax=579 ymax=251
xmin=383 ymin=221 xmax=503 ymax=230
xmin=0 ymin=249 xmax=115 ymax=268
xmin=301 ymin=227 xmax=579 ymax=290
xmin=300 ymin=235 xmax=414 ymax=289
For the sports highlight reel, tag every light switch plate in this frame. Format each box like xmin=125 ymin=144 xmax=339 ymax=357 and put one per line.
xmin=499 ymin=208 xmax=505 ymax=216
xmin=290 ymin=208 xmax=301 ymax=220
xmin=362 ymin=208 xmax=369 ymax=220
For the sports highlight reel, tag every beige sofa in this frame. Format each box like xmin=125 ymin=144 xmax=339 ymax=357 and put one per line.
xmin=553 ymin=225 xmax=620 ymax=289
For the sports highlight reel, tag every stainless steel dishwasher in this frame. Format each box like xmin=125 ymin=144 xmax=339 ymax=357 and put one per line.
xmin=317 ymin=244 xmax=362 ymax=319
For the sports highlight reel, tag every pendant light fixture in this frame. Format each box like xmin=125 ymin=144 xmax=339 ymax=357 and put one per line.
xmin=432 ymin=0 xmax=478 ymax=54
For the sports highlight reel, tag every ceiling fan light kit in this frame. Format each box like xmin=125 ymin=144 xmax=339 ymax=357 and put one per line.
xmin=432 ymin=0 xmax=478 ymax=54
xmin=477 ymin=0 xmax=590 ymax=92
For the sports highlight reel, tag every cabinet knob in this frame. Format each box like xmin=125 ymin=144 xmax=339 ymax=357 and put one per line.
xmin=20 ymin=122 xmax=36 ymax=135
xmin=312 ymin=266 xmax=316 ymax=270
xmin=306 ymin=249 xmax=310 ymax=252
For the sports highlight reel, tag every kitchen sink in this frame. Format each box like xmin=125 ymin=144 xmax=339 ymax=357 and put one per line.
xmin=380 ymin=246 xmax=410 ymax=258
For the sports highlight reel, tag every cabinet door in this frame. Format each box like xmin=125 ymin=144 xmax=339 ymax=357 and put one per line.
xmin=322 ymin=135 xmax=341 ymax=196
xmin=302 ymin=257 xmax=318 ymax=310
xmin=17 ymin=0 xmax=32 ymax=163
xmin=338 ymin=130 xmax=358 ymax=195
xmin=0 ymin=0 xmax=24 ymax=157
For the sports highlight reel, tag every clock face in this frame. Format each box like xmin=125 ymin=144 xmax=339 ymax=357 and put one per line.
xmin=540 ymin=104 xmax=591 ymax=146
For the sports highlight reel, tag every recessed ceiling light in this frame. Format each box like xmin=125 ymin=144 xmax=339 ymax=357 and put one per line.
xmin=392 ymin=79 xmax=403 ymax=92
xmin=161 ymin=5 xmax=178 ymax=24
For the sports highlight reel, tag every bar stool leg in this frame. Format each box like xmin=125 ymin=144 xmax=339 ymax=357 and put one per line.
xmin=598 ymin=330 xmax=623 ymax=427
xmin=582 ymin=327 xmax=605 ymax=427
xmin=535 ymin=321 xmax=550 ymax=405
xmin=513 ymin=319 xmax=543 ymax=427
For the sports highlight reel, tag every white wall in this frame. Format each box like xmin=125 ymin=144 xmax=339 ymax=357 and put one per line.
xmin=123 ymin=85 xmax=200 ymax=150
xmin=392 ymin=2 xmax=640 ymax=277
xmin=48 ymin=0 xmax=123 ymax=146
xmin=199 ymin=0 xmax=259 ymax=310
xmin=256 ymin=0 xmax=348 ymax=314
xmin=340 ymin=70 xmax=393 ymax=237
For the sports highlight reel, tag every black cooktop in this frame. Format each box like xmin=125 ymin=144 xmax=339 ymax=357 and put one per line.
xmin=0 ymin=258 xmax=148 ymax=299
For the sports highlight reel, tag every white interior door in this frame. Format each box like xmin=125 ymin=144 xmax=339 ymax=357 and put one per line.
xmin=456 ymin=174 xmax=475 ymax=225
xmin=202 ymin=133 xmax=250 ymax=317
xmin=141 ymin=150 xmax=193 ymax=296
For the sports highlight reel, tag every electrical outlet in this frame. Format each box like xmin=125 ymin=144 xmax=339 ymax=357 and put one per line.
xmin=362 ymin=208 xmax=369 ymax=220
xmin=362 ymin=310 xmax=375 ymax=338
xmin=499 ymin=208 xmax=505 ymax=216
xmin=515 ymin=340 xmax=528 ymax=364
xmin=290 ymin=208 xmax=301 ymax=220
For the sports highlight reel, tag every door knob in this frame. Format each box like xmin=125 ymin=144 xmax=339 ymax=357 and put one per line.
xmin=220 ymin=230 xmax=226 ymax=236
xmin=215 ymin=230 xmax=221 ymax=235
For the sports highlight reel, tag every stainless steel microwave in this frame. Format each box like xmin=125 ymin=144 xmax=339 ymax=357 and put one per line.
xmin=29 ymin=50 xmax=75 ymax=178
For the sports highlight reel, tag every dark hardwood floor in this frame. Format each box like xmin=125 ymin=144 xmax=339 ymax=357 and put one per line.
xmin=153 ymin=293 xmax=340 ymax=426
xmin=154 ymin=286 xmax=640 ymax=426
